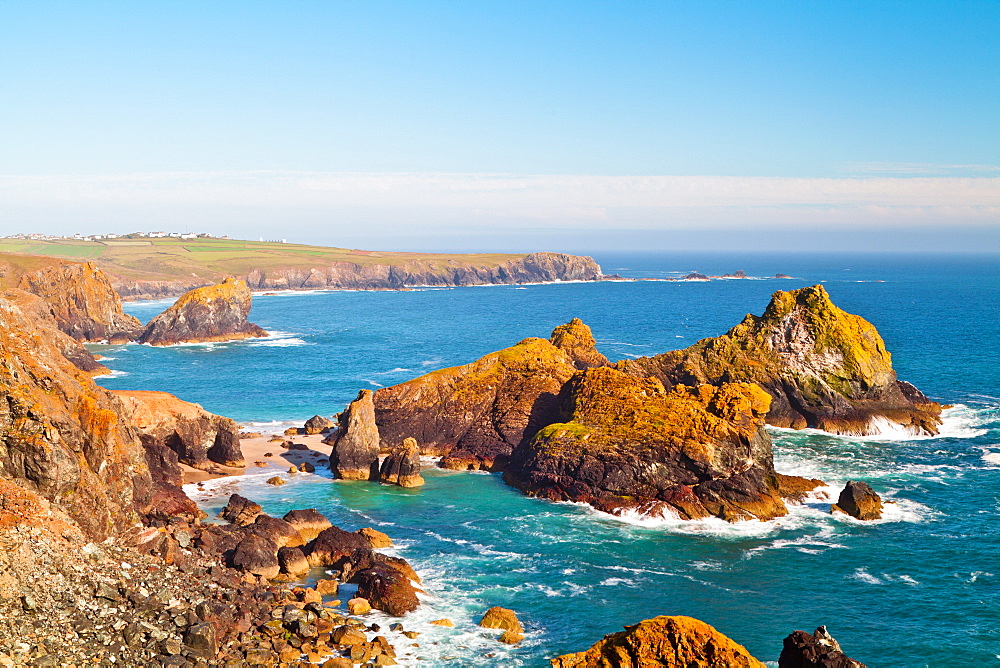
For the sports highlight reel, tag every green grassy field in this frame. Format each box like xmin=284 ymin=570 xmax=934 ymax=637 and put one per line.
xmin=0 ymin=238 xmax=528 ymax=284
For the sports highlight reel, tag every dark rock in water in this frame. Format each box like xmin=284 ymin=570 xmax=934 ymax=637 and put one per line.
xmin=17 ymin=261 xmax=142 ymax=342
xmin=379 ymin=437 xmax=424 ymax=487
xmin=306 ymin=526 xmax=373 ymax=567
xmin=372 ymin=323 xmax=584 ymax=470
xmin=303 ymin=415 xmax=335 ymax=435
xmin=220 ymin=494 xmax=262 ymax=526
xmin=682 ymin=272 xmax=709 ymax=280
xmin=505 ymin=367 xmax=802 ymax=522
xmin=113 ymin=390 xmax=245 ymax=469
xmin=330 ymin=390 xmax=381 ymax=480
xmin=831 ymin=481 xmax=883 ymax=520
xmin=775 ymin=273 xmax=793 ymax=279
xmin=353 ymin=564 xmax=420 ymax=616
xmin=282 ymin=508 xmax=332 ymax=541
xmin=550 ymin=615 xmax=765 ymax=667
xmin=231 ymin=534 xmax=280 ymax=579
xmin=548 ymin=318 xmax=609 ymax=370
xmin=137 ymin=278 xmax=267 ymax=346
xmin=779 ymin=626 xmax=867 ymax=667
xmin=615 ymin=285 xmax=942 ymax=436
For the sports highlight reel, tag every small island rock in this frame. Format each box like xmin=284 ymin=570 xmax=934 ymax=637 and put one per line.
xmin=779 ymin=625 xmax=867 ymax=667
xmin=831 ymin=481 xmax=883 ymax=520
xmin=137 ymin=278 xmax=268 ymax=346
xmin=379 ymin=437 xmax=425 ymax=487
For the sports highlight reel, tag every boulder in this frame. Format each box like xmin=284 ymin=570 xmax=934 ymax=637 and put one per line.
xmin=505 ymin=368 xmax=797 ymax=522
xmin=304 ymin=415 xmax=335 ymax=435
xmin=220 ymin=494 xmax=263 ymax=526
xmin=779 ymin=626 xmax=867 ymax=667
xmin=137 ymin=278 xmax=268 ymax=346
xmin=548 ymin=317 xmax=609 ymax=370
xmin=282 ymin=508 xmax=333 ymax=541
xmin=113 ymin=390 xmax=245 ymax=469
xmin=266 ymin=476 xmax=285 ymax=486
xmin=330 ymin=390 xmax=381 ymax=481
xmin=348 ymin=597 xmax=371 ymax=615
xmin=247 ymin=514 xmax=305 ymax=548
xmin=306 ymin=526 xmax=373 ymax=567
xmin=379 ymin=438 xmax=424 ymax=487
xmin=231 ymin=534 xmax=280 ymax=579
xmin=277 ymin=546 xmax=310 ymax=576
xmin=551 ymin=615 xmax=765 ymax=668
xmin=359 ymin=527 xmax=393 ymax=549
xmin=831 ymin=481 xmax=883 ymax=520
xmin=354 ymin=564 xmax=420 ymax=616
xmin=616 ymin=285 xmax=942 ymax=436
xmin=479 ymin=607 xmax=523 ymax=634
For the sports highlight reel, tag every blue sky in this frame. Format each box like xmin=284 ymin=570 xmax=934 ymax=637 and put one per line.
xmin=1 ymin=1 xmax=997 ymax=250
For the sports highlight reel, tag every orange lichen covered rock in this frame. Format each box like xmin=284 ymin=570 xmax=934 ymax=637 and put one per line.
xmin=549 ymin=318 xmax=609 ymax=370
xmin=17 ymin=261 xmax=141 ymax=343
xmin=373 ymin=324 xmax=586 ymax=470
xmin=616 ymin=285 xmax=942 ymax=436
xmin=137 ymin=278 xmax=267 ymax=346
xmin=551 ymin=615 xmax=765 ymax=668
xmin=505 ymin=367 xmax=790 ymax=521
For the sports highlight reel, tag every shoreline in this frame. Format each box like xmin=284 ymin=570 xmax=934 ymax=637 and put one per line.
xmin=181 ymin=433 xmax=334 ymax=485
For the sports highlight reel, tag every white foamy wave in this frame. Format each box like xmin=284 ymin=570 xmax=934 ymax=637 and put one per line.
xmin=247 ymin=337 xmax=308 ymax=347
xmin=599 ymin=577 xmax=635 ymax=586
xmin=94 ymin=369 xmax=129 ymax=378
xmin=363 ymin=379 xmax=384 ymax=387
xmin=980 ymin=451 xmax=1000 ymax=465
xmin=371 ymin=367 xmax=413 ymax=375
xmin=767 ymin=404 xmax=990 ymax=443
xmin=850 ymin=568 xmax=920 ymax=586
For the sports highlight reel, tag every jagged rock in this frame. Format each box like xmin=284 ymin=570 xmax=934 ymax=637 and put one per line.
xmin=330 ymin=390 xmax=381 ymax=481
xmin=306 ymin=527 xmax=373 ymax=567
xmin=779 ymin=626 xmax=867 ymax=667
xmin=505 ymin=367 xmax=801 ymax=521
xmin=304 ymin=415 xmax=335 ymax=435
xmin=550 ymin=615 xmax=766 ymax=667
xmin=220 ymin=494 xmax=262 ymax=526
xmin=277 ymin=547 xmax=310 ymax=576
xmin=230 ymin=534 xmax=280 ymax=579
xmin=479 ymin=607 xmax=523 ymax=634
xmin=282 ymin=508 xmax=332 ymax=541
xmin=142 ymin=442 xmax=205 ymax=522
xmin=0 ymin=295 xmax=153 ymax=538
xmin=549 ymin=318 xmax=609 ymax=370
xmin=379 ymin=438 xmax=424 ymax=487
xmin=354 ymin=565 xmax=420 ymax=616
xmin=359 ymin=527 xmax=393 ymax=549
xmin=183 ymin=622 xmax=218 ymax=658
xmin=616 ymin=285 xmax=942 ymax=436
xmin=137 ymin=278 xmax=267 ymax=346
xmin=113 ymin=390 xmax=245 ymax=469
xmin=831 ymin=481 xmax=883 ymax=520
xmin=373 ymin=324 xmax=586 ymax=470
xmin=16 ymin=261 xmax=141 ymax=342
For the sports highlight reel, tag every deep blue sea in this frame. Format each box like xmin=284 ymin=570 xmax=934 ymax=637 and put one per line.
xmin=92 ymin=252 xmax=1000 ymax=667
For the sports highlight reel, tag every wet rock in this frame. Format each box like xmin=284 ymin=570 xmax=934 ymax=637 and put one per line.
xmin=359 ymin=527 xmax=393 ymax=549
xmin=429 ymin=619 xmax=454 ymax=627
xmin=306 ymin=527 xmax=372 ymax=567
xmin=831 ymin=481 xmax=883 ymax=520
xmin=779 ymin=626 xmax=867 ymax=667
xmin=379 ymin=438 xmax=425 ymax=488
xmin=137 ymin=278 xmax=268 ymax=346
xmin=348 ymin=597 xmax=372 ymax=615
xmin=329 ymin=390 xmax=381 ymax=480
xmin=266 ymin=476 xmax=286 ymax=486
xmin=353 ymin=565 xmax=420 ymax=616
xmin=220 ymin=494 xmax=262 ymax=526
xmin=479 ymin=607 xmax=523 ymax=634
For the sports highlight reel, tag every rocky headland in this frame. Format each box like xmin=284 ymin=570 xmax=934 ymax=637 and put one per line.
xmin=137 ymin=278 xmax=268 ymax=346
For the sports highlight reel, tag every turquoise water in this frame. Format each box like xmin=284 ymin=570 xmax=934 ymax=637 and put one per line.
xmin=94 ymin=252 xmax=1000 ymax=666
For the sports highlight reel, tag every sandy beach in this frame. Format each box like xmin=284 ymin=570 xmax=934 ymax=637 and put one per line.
xmin=181 ymin=433 xmax=334 ymax=484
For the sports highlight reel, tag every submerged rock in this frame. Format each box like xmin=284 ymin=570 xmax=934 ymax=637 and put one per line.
xmin=137 ymin=278 xmax=267 ymax=346
xmin=379 ymin=437 xmax=424 ymax=487
xmin=330 ymin=390 xmax=381 ymax=480
xmin=550 ymin=615 xmax=765 ymax=667
xmin=505 ymin=367 xmax=798 ymax=522
xmin=616 ymin=285 xmax=942 ymax=436
xmin=779 ymin=625 xmax=867 ymax=667
xmin=831 ymin=481 xmax=883 ymax=520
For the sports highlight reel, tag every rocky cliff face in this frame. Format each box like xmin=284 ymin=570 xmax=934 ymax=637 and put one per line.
xmin=137 ymin=278 xmax=268 ymax=346
xmin=505 ymin=368 xmax=792 ymax=521
xmin=0 ymin=295 xmax=152 ymax=538
xmin=329 ymin=390 xmax=381 ymax=480
xmin=112 ymin=390 xmax=245 ymax=469
xmin=373 ymin=327 xmax=589 ymax=471
xmin=17 ymin=261 xmax=142 ymax=343
xmin=549 ymin=318 xmax=609 ymax=369
xmin=110 ymin=252 xmax=603 ymax=299
xmin=616 ymin=285 xmax=942 ymax=436
xmin=551 ymin=615 xmax=766 ymax=668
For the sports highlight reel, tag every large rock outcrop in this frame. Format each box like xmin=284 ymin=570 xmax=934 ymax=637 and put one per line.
xmin=16 ymin=261 xmax=141 ymax=343
xmin=136 ymin=278 xmax=267 ymax=346
xmin=505 ymin=367 xmax=794 ymax=521
xmin=616 ymin=285 xmax=942 ymax=436
xmin=0 ymin=295 xmax=153 ymax=538
xmin=549 ymin=318 xmax=609 ymax=370
xmin=372 ymin=321 xmax=601 ymax=470
xmin=329 ymin=390 xmax=381 ymax=480
xmin=112 ymin=390 xmax=245 ymax=469
xmin=550 ymin=615 xmax=766 ymax=667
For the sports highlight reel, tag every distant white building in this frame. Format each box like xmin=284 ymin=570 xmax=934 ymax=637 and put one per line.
xmin=179 ymin=233 xmax=197 ymax=239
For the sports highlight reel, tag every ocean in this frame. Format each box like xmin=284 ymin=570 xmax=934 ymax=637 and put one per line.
xmin=92 ymin=251 xmax=1000 ymax=667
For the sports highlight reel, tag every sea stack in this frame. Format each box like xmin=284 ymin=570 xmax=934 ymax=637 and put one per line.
xmin=616 ymin=285 xmax=942 ymax=436
xmin=831 ymin=481 xmax=884 ymax=520
xmin=379 ymin=437 xmax=425 ymax=487
xmin=137 ymin=278 xmax=267 ymax=346
xmin=330 ymin=390 xmax=381 ymax=480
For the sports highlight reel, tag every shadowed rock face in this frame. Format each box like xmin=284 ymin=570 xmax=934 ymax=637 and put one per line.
xmin=379 ymin=437 xmax=424 ymax=487
xmin=17 ymin=261 xmax=142 ymax=343
xmin=831 ymin=481 xmax=883 ymax=520
xmin=330 ymin=390 xmax=381 ymax=480
xmin=0 ymin=296 xmax=152 ymax=538
xmin=505 ymin=367 xmax=792 ymax=521
xmin=550 ymin=615 xmax=766 ymax=668
xmin=373 ymin=328 xmax=588 ymax=471
xmin=616 ymin=285 xmax=942 ymax=436
xmin=137 ymin=278 xmax=267 ymax=346
xmin=779 ymin=626 xmax=867 ymax=668
xmin=112 ymin=390 xmax=244 ymax=469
